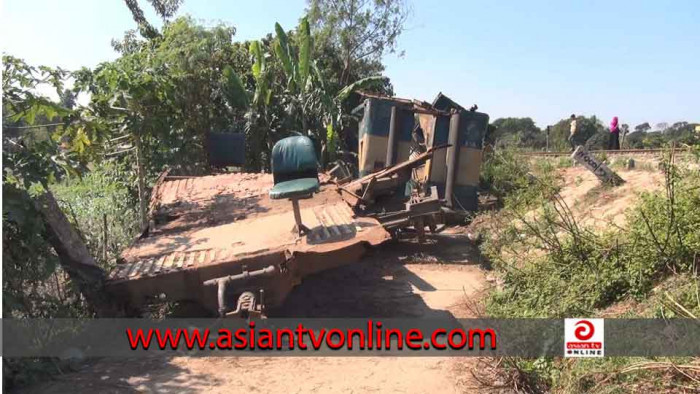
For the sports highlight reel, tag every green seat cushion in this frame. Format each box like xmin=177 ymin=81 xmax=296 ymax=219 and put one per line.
xmin=269 ymin=178 xmax=320 ymax=199
xmin=271 ymin=136 xmax=318 ymax=175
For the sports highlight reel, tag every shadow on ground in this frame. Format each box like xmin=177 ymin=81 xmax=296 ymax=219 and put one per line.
xmin=273 ymin=232 xmax=487 ymax=318
xmin=17 ymin=232 xmax=487 ymax=394
xmin=20 ymin=358 xmax=223 ymax=394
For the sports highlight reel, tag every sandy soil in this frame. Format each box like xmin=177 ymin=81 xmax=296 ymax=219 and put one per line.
xmin=24 ymin=233 xmax=488 ymax=394
xmin=558 ymin=167 xmax=664 ymax=228
xmin=26 ymin=166 xmax=666 ymax=393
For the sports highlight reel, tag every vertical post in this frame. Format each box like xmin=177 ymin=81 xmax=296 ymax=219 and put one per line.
xmin=33 ymin=189 xmax=112 ymax=315
xmin=546 ymin=126 xmax=550 ymax=152
xmin=134 ymin=134 xmax=148 ymax=232
xmin=359 ymin=99 xmax=372 ymax=175
xmin=291 ymin=199 xmax=303 ymax=228
xmin=445 ymin=111 xmax=461 ymax=208
xmin=102 ymin=213 xmax=108 ymax=261
xmin=385 ymin=106 xmax=399 ymax=167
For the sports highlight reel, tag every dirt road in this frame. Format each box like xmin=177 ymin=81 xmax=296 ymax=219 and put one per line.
xmin=25 ymin=233 xmax=487 ymax=394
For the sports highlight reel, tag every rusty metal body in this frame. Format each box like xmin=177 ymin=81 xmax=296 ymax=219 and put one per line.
xmin=107 ymin=92 xmax=489 ymax=317
xmin=353 ymin=92 xmax=489 ymax=211
xmin=105 ymin=173 xmax=390 ymax=316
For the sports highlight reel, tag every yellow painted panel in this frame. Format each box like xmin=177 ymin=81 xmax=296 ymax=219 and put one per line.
xmin=456 ymin=147 xmax=482 ymax=186
xmin=359 ymin=134 xmax=390 ymax=174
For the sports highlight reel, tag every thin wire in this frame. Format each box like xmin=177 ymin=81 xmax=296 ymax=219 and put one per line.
xmin=3 ymin=122 xmax=65 ymax=129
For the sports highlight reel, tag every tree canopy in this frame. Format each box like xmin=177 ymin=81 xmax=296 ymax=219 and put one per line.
xmin=307 ymin=0 xmax=409 ymax=86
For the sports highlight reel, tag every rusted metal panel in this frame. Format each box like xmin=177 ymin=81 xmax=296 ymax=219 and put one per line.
xmin=445 ymin=112 xmax=461 ymax=208
xmin=358 ymin=97 xmax=416 ymax=176
xmin=106 ymin=170 xmax=390 ymax=312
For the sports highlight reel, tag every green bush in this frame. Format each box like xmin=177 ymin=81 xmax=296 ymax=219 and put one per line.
xmin=51 ymin=160 xmax=140 ymax=269
xmin=484 ymin=159 xmax=700 ymax=318
xmin=478 ymin=153 xmax=700 ymax=392
xmin=3 ymin=160 xmax=141 ymax=389
xmin=479 ymin=149 xmax=533 ymax=203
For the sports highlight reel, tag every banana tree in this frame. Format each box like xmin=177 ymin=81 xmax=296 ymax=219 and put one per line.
xmin=221 ymin=38 xmax=278 ymax=171
xmin=325 ymin=75 xmax=388 ymax=161
xmin=222 ymin=16 xmax=389 ymax=167
xmin=273 ymin=17 xmax=387 ymax=164
xmin=273 ymin=17 xmax=314 ymax=135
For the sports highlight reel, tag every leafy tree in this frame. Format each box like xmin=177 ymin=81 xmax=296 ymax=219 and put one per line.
xmin=643 ymin=131 xmax=666 ymax=148
xmin=122 ymin=0 xmax=183 ymax=39
xmin=664 ymin=121 xmax=699 ymax=146
xmin=78 ymin=18 xmax=248 ymax=171
xmin=545 ymin=115 xmax=604 ymax=151
xmin=3 ymin=56 xmax=111 ymax=318
xmin=655 ymin=122 xmax=669 ymax=132
xmin=58 ymin=89 xmax=76 ymax=110
xmin=490 ymin=117 xmax=543 ymax=149
xmin=306 ymin=0 xmax=409 ymax=86
xmin=625 ymin=131 xmax=646 ymax=148
xmin=625 ymin=122 xmax=698 ymax=148
xmin=634 ymin=122 xmax=651 ymax=133
xmin=620 ymin=123 xmax=629 ymax=135
xmin=223 ymin=17 xmax=388 ymax=167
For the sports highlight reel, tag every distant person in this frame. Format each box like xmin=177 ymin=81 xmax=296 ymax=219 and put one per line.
xmin=568 ymin=114 xmax=577 ymax=151
xmin=608 ymin=116 xmax=620 ymax=150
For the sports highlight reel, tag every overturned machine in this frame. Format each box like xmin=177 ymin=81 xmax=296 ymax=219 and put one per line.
xmin=105 ymin=93 xmax=489 ymax=317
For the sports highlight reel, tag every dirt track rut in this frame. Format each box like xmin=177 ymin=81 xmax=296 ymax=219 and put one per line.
xmin=25 ymin=233 xmax=486 ymax=394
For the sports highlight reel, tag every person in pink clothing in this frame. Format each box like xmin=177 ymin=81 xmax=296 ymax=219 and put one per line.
xmin=608 ymin=116 xmax=620 ymax=150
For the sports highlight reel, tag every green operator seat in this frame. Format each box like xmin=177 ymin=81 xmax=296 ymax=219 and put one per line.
xmin=269 ymin=135 xmax=320 ymax=235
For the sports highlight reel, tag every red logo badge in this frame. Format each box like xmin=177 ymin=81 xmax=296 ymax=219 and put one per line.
xmin=565 ymin=319 xmax=604 ymax=358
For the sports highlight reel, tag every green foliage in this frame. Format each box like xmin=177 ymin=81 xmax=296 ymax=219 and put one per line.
xmin=297 ymin=17 xmax=312 ymax=88
xmin=3 ymin=55 xmax=144 ymax=389
xmin=549 ymin=115 xmax=605 ymax=151
xmin=222 ymin=65 xmax=249 ymax=110
xmin=51 ymin=160 xmax=140 ymax=268
xmin=335 ymin=75 xmax=387 ymax=102
xmin=223 ymin=16 xmax=391 ymax=166
xmin=306 ymin=0 xmax=409 ymax=86
xmin=478 ymin=151 xmax=700 ymax=391
xmin=484 ymin=154 xmax=700 ymax=318
xmin=495 ymin=355 xmax=699 ymax=393
xmin=2 ymin=56 xmax=69 ymax=125
xmin=635 ymin=122 xmax=651 ymax=133
xmin=78 ymin=17 xmax=245 ymax=175
xmin=274 ymin=23 xmax=295 ymax=85
xmin=248 ymin=40 xmax=272 ymax=107
xmin=625 ymin=122 xmax=699 ymax=149
xmin=490 ymin=116 xmax=699 ymax=152
xmin=2 ymin=55 xmax=111 ymax=321
xmin=489 ymin=117 xmax=544 ymax=149
xmin=479 ymin=149 xmax=534 ymax=203
xmin=122 ymin=0 xmax=183 ymax=39
xmin=2 ymin=185 xmax=77 ymax=318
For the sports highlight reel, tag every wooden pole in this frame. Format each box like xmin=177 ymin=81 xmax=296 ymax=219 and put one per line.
xmin=134 ymin=133 xmax=148 ymax=232
xmin=102 ymin=213 xmax=108 ymax=261
xmin=33 ymin=189 xmax=116 ymax=316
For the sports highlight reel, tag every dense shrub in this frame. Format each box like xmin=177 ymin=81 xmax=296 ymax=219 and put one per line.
xmin=479 ymin=149 xmax=534 ymax=203
xmin=3 ymin=160 xmax=140 ymax=389
xmin=476 ymin=150 xmax=700 ymax=392
xmin=51 ymin=160 xmax=140 ymax=269
xmin=484 ymin=153 xmax=700 ymax=318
